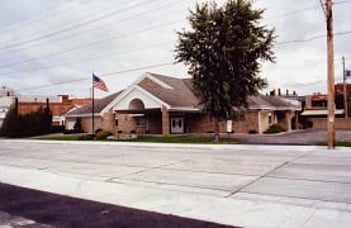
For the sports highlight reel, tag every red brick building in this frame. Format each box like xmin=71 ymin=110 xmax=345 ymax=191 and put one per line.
xmin=16 ymin=95 xmax=91 ymax=126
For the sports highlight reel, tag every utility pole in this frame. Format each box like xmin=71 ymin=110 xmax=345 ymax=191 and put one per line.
xmin=326 ymin=0 xmax=336 ymax=149
xmin=343 ymin=56 xmax=348 ymax=118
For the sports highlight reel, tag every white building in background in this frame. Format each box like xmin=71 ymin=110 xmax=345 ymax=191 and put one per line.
xmin=0 ymin=88 xmax=15 ymax=128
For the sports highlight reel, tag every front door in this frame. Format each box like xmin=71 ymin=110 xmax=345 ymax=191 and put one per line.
xmin=171 ymin=117 xmax=184 ymax=133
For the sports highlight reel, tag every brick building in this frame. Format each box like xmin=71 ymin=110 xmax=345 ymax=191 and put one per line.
xmin=66 ymin=73 xmax=300 ymax=135
xmin=0 ymin=94 xmax=91 ymax=127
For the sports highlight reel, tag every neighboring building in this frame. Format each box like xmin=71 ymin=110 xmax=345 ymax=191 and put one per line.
xmin=335 ymin=83 xmax=351 ymax=96
xmin=0 ymin=96 xmax=15 ymax=128
xmin=300 ymin=92 xmax=351 ymax=129
xmin=0 ymin=86 xmax=16 ymax=97
xmin=0 ymin=94 xmax=91 ymax=128
xmin=302 ymin=93 xmax=345 ymax=118
xmin=65 ymin=91 xmax=123 ymax=133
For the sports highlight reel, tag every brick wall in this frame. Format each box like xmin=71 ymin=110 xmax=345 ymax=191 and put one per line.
xmin=185 ymin=111 xmax=259 ymax=134
xmin=309 ymin=118 xmax=351 ymax=129
xmin=67 ymin=110 xmax=116 ymax=134
xmin=116 ymin=113 xmax=137 ymax=134
xmin=233 ymin=111 xmax=259 ymax=133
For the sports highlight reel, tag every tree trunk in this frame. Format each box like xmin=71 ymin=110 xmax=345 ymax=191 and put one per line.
xmin=213 ymin=118 xmax=220 ymax=143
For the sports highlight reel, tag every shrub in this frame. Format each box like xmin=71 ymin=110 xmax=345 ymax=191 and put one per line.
xmin=95 ymin=128 xmax=103 ymax=134
xmin=263 ymin=123 xmax=287 ymax=134
xmin=50 ymin=126 xmax=65 ymax=133
xmin=78 ymin=134 xmax=95 ymax=140
xmin=96 ymin=130 xmax=112 ymax=140
xmin=73 ymin=117 xmax=83 ymax=132
xmin=248 ymin=129 xmax=257 ymax=134
xmin=64 ymin=129 xmax=83 ymax=134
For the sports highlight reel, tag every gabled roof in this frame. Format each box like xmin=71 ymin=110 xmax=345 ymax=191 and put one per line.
xmin=109 ymin=72 xmax=300 ymax=112
xmin=65 ymin=91 xmax=123 ymax=117
xmin=248 ymin=94 xmax=299 ymax=110
xmin=138 ymin=73 xmax=299 ymax=111
xmin=137 ymin=73 xmax=199 ymax=107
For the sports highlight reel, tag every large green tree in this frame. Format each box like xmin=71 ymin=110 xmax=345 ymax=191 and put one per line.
xmin=175 ymin=0 xmax=275 ymax=141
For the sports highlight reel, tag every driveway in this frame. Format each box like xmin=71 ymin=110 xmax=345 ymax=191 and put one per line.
xmin=233 ymin=129 xmax=351 ymax=145
xmin=0 ymin=140 xmax=350 ymax=227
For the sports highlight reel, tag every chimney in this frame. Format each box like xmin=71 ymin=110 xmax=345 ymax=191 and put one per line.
xmin=286 ymin=89 xmax=289 ymax=96
xmin=59 ymin=95 xmax=70 ymax=104
xmin=278 ymin=88 xmax=281 ymax=96
xmin=293 ymin=91 xmax=297 ymax=96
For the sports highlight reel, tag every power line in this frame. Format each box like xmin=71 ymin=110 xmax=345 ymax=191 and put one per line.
xmin=334 ymin=0 xmax=351 ymax=4
xmin=0 ymin=17 xmax=184 ymax=70
xmin=277 ymin=30 xmax=351 ymax=45
xmin=266 ymin=5 xmax=319 ymax=20
xmin=16 ymin=62 xmax=175 ymax=92
xmin=0 ymin=1 xmax=68 ymax=33
xmin=0 ymin=0 xmax=184 ymax=57
xmin=319 ymin=0 xmax=327 ymax=17
xmin=0 ymin=41 xmax=173 ymax=76
xmin=0 ymin=0 xmax=163 ymax=50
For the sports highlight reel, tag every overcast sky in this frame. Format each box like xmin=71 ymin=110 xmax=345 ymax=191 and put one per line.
xmin=0 ymin=0 xmax=350 ymax=98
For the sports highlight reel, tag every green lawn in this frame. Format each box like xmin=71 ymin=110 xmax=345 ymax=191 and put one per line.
xmin=40 ymin=135 xmax=83 ymax=140
xmin=119 ymin=135 xmax=238 ymax=144
xmin=317 ymin=141 xmax=351 ymax=147
xmin=41 ymin=134 xmax=239 ymax=144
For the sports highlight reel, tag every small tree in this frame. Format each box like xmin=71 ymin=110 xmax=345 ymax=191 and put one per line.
xmin=73 ymin=117 xmax=83 ymax=133
xmin=175 ymin=0 xmax=275 ymax=142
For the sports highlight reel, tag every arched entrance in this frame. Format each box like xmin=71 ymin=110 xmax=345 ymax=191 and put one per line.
xmin=128 ymin=98 xmax=145 ymax=110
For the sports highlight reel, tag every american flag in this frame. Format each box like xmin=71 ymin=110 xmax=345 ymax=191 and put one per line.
xmin=92 ymin=73 xmax=108 ymax=92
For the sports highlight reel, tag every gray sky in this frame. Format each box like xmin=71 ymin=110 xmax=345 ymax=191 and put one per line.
xmin=0 ymin=0 xmax=350 ymax=98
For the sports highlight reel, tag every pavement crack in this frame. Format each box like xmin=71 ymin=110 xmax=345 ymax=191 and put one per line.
xmin=300 ymin=208 xmax=318 ymax=228
xmin=225 ymin=151 xmax=311 ymax=198
xmin=106 ymin=159 xmax=190 ymax=182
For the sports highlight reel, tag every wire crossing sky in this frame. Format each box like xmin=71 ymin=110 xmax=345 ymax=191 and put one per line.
xmin=0 ymin=0 xmax=350 ymax=97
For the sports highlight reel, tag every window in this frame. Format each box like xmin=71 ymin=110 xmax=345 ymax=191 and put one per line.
xmin=136 ymin=117 xmax=146 ymax=127
xmin=115 ymin=119 xmax=119 ymax=126
xmin=233 ymin=112 xmax=245 ymax=121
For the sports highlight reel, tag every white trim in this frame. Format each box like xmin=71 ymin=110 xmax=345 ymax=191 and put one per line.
xmin=112 ymin=85 xmax=170 ymax=112
xmin=101 ymin=73 xmax=149 ymax=114
xmin=168 ymin=107 xmax=199 ymax=112
xmin=65 ymin=113 xmax=102 ymax=118
xmin=249 ymin=105 xmax=298 ymax=111
xmin=301 ymin=109 xmax=344 ymax=116
xmin=147 ymin=74 xmax=173 ymax=89
xmin=103 ymin=73 xmax=174 ymax=113
xmin=129 ymin=114 xmax=145 ymax=117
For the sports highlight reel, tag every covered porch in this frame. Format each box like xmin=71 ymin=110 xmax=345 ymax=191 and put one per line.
xmin=114 ymin=97 xmax=200 ymax=136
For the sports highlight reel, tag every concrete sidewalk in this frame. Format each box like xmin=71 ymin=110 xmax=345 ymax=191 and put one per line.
xmin=0 ymin=140 xmax=350 ymax=227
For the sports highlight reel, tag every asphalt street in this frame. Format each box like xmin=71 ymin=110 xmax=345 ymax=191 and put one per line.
xmin=0 ymin=139 xmax=350 ymax=227
xmin=0 ymin=183 xmax=232 ymax=228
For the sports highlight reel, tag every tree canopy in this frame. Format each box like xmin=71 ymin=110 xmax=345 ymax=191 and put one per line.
xmin=175 ymin=0 xmax=275 ymax=139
